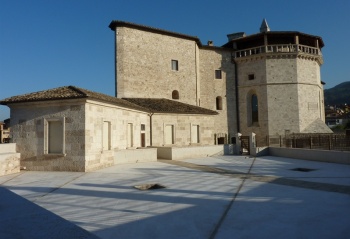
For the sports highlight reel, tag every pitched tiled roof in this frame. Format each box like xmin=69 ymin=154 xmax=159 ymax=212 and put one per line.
xmin=0 ymin=86 xmax=218 ymax=115
xmin=0 ymin=86 xmax=149 ymax=112
xmin=123 ymin=98 xmax=218 ymax=115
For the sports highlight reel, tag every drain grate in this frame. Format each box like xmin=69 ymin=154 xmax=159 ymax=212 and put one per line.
xmin=291 ymin=167 xmax=316 ymax=172
xmin=134 ymin=183 xmax=166 ymax=190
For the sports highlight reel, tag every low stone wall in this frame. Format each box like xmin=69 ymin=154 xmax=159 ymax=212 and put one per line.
xmin=268 ymin=147 xmax=350 ymax=165
xmin=154 ymin=145 xmax=224 ymax=160
xmin=0 ymin=143 xmax=20 ymax=176
xmin=21 ymin=155 xmax=86 ymax=172
xmin=114 ymin=148 xmax=157 ymax=164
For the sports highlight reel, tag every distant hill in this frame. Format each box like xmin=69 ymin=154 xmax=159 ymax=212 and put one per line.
xmin=324 ymin=81 xmax=350 ymax=106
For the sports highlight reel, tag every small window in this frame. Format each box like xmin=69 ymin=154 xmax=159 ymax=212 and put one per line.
xmin=171 ymin=60 xmax=178 ymax=71
xmin=248 ymin=74 xmax=255 ymax=80
xmin=172 ymin=90 xmax=179 ymax=99
xmin=141 ymin=124 xmax=146 ymax=131
xmin=215 ymin=70 xmax=222 ymax=79
xmin=216 ymin=96 xmax=222 ymax=110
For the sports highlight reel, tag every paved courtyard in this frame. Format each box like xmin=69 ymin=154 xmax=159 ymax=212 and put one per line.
xmin=1 ymin=155 xmax=350 ymax=239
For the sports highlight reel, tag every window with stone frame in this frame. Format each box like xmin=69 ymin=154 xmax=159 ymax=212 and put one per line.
xmin=45 ymin=118 xmax=65 ymax=154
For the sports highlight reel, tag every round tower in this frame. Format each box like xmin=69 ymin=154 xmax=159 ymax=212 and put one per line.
xmin=225 ymin=19 xmax=330 ymax=145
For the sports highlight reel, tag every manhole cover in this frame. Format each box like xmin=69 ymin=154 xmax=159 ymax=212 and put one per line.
xmin=134 ymin=183 xmax=166 ymax=190
xmin=291 ymin=168 xmax=316 ymax=172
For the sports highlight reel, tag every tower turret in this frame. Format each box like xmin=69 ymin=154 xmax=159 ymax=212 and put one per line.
xmin=224 ymin=20 xmax=331 ymax=144
xmin=260 ymin=18 xmax=270 ymax=33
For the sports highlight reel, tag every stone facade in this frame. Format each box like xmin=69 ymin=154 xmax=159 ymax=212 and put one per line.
xmin=5 ymin=96 xmax=217 ymax=171
xmin=8 ymin=99 xmax=152 ymax=171
xmin=109 ymin=21 xmax=332 ymax=147
xmin=151 ymin=114 xmax=215 ymax=146
xmin=0 ymin=20 xmax=333 ymax=172
xmin=115 ymin=26 xmax=198 ymax=106
xmin=198 ymin=47 xmax=237 ymax=141
xmin=10 ymin=100 xmax=86 ymax=171
xmin=112 ymin=22 xmax=238 ymax=143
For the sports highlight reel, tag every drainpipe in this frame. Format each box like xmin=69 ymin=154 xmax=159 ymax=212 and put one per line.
xmin=149 ymin=113 xmax=154 ymax=146
xmin=234 ymin=60 xmax=240 ymax=133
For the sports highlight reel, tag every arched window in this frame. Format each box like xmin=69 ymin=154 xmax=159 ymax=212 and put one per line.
xmin=172 ymin=90 xmax=179 ymax=99
xmin=251 ymin=94 xmax=259 ymax=123
xmin=216 ymin=96 xmax=222 ymax=110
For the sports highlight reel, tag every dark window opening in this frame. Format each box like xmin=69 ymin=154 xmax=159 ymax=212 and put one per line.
xmin=217 ymin=137 xmax=225 ymax=145
xmin=252 ymin=94 xmax=259 ymax=123
xmin=172 ymin=90 xmax=179 ymax=99
xmin=248 ymin=74 xmax=255 ymax=80
xmin=215 ymin=70 xmax=222 ymax=79
xmin=216 ymin=96 xmax=222 ymax=110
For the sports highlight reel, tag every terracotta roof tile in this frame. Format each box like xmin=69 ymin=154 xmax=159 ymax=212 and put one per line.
xmin=123 ymin=98 xmax=218 ymax=115
xmin=0 ymin=86 xmax=217 ymax=115
xmin=0 ymin=86 xmax=149 ymax=112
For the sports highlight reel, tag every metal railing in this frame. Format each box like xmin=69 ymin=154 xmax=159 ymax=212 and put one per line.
xmin=233 ymin=44 xmax=321 ymax=59
xmin=265 ymin=133 xmax=350 ymax=152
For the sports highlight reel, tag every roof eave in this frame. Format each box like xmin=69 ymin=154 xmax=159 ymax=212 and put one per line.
xmin=109 ymin=20 xmax=202 ymax=47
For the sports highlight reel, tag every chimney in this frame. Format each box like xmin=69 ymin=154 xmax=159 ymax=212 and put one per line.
xmin=207 ymin=40 xmax=213 ymax=46
xmin=227 ymin=32 xmax=246 ymax=41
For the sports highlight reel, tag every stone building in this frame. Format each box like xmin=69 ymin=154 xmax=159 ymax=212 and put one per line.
xmin=0 ymin=19 xmax=331 ymax=171
xmin=108 ymin=19 xmax=331 ymax=145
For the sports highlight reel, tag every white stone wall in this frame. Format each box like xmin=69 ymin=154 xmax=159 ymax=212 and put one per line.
xmin=84 ymin=100 xmax=150 ymax=171
xmin=199 ymin=48 xmax=237 ymax=138
xmin=9 ymin=100 xmax=86 ymax=171
xmin=115 ymin=27 xmax=198 ymax=105
xmin=151 ymin=114 xmax=215 ymax=146
xmin=237 ymin=55 xmax=328 ymax=144
xmin=237 ymin=57 xmax=269 ymax=144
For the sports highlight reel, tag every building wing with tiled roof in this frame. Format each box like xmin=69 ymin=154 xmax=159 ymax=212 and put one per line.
xmin=0 ymin=86 xmax=218 ymax=115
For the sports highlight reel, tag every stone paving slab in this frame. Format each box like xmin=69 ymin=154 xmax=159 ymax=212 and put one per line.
xmin=1 ymin=155 xmax=350 ymax=239
xmin=0 ymin=187 xmax=99 ymax=239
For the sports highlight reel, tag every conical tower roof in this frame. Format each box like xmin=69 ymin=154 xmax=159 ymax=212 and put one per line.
xmin=260 ymin=19 xmax=270 ymax=33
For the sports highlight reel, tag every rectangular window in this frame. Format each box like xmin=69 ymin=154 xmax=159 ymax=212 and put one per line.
xmin=171 ymin=60 xmax=178 ymax=71
xmin=141 ymin=124 xmax=145 ymax=131
xmin=103 ymin=121 xmax=111 ymax=151
xmin=191 ymin=124 xmax=200 ymax=144
xmin=45 ymin=118 xmax=65 ymax=154
xmin=127 ymin=123 xmax=133 ymax=148
xmin=215 ymin=70 xmax=222 ymax=79
xmin=248 ymin=74 xmax=255 ymax=80
xmin=164 ymin=125 xmax=174 ymax=145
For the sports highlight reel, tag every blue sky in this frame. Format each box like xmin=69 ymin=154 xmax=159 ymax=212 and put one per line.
xmin=1 ymin=0 xmax=349 ymax=120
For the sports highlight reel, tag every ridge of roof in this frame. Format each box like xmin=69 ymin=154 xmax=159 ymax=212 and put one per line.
xmin=0 ymin=86 xmax=150 ymax=112
xmin=123 ymin=98 xmax=218 ymax=115
xmin=109 ymin=20 xmax=203 ymax=46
